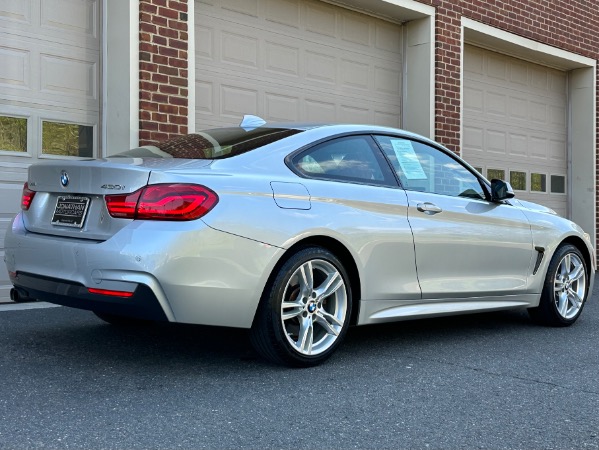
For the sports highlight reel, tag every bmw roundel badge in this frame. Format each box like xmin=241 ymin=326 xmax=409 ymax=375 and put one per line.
xmin=60 ymin=170 xmax=69 ymax=187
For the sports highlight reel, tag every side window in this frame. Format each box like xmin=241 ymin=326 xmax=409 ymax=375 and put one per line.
xmin=291 ymin=135 xmax=396 ymax=186
xmin=374 ymin=135 xmax=486 ymax=200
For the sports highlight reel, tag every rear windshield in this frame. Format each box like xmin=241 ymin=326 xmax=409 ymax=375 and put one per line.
xmin=113 ymin=127 xmax=303 ymax=159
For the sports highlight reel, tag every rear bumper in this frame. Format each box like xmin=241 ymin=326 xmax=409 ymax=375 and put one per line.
xmin=12 ymin=272 xmax=169 ymax=322
xmin=5 ymin=213 xmax=283 ymax=328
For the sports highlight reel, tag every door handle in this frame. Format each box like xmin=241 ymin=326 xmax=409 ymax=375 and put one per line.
xmin=417 ymin=202 xmax=443 ymax=214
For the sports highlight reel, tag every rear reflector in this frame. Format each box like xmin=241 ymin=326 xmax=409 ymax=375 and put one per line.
xmin=105 ymin=183 xmax=218 ymax=220
xmin=88 ymin=288 xmax=134 ymax=298
xmin=21 ymin=182 xmax=36 ymax=211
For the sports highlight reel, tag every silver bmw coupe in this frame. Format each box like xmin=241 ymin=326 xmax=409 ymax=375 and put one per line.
xmin=5 ymin=116 xmax=595 ymax=367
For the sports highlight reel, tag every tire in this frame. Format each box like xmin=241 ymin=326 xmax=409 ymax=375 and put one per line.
xmin=93 ymin=311 xmax=151 ymax=327
xmin=250 ymin=247 xmax=352 ymax=367
xmin=528 ymin=244 xmax=589 ymax=327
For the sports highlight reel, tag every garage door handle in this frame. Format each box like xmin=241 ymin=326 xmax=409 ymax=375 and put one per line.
xmin=417 ymin=202 xmax=442 ymax=214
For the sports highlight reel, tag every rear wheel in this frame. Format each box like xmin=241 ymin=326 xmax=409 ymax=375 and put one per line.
xmin=528 ymin=244 xmax=588 ymax=326
xmin=93 ymin=311 xmax=151 ymax=327
xmin=250 ymin=247 xmax=352 ymax=367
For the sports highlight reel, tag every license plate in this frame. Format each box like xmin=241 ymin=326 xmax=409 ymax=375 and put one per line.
xmin=51 ymin=196 xmax=91 ymax=228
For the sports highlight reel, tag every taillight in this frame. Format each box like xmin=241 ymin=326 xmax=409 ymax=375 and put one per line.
xmin=104 ymin=190 xmax=141 ymax=218
xmin=88 ymin=287 xmax=134 ymax=298
xmin=105 ymin=184 xmax=218 ymax=221
xmin=21 ymin=182 xmax=36 ymax=211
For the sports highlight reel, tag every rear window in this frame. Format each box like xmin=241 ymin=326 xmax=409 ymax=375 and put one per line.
xmin=113 ymin=127 xmax=302 ymax=159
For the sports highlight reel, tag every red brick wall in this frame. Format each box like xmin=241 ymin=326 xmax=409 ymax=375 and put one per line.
xmin=139 ymin=0 xmax=189 ymax=145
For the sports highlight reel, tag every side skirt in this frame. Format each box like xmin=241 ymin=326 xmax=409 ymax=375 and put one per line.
xmin=357 ymin=294 xmax=540 ymax=325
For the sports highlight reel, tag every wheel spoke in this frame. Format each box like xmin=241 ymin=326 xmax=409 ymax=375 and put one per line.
xmin=296 ymin=317 xmax=314 ymax=354
xmin=315 ymin=311 xmax=341 ymax=336
xmin=557 ymin=291 xmax=569 ymax=317
xmin=281 ymin=300 xmax=304 ymax=321
xmin=314 ymin=272 xmax=343 ymax=299
xmin=568 ymin=289 xmax=583 ymax=310
xmin=568 ymin=262 xmax=584 ymax=283
xmin=564 ymin=254 xmax=571 ymax=271
xmin=298 ymin=262 xmax=314 ymax=295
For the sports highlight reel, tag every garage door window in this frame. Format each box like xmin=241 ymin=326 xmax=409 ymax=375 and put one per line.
xmin=531 ymin=173 xmax=547 ymax=193
xmin=551 ymin=175 xmax=566 ymax=194
xmin=487 ymin=168 xmax=505 ymax=181
xmin=0 ymin=115 xmax=27 ymax=153
xmin=42 ymin=121 xmax=93 ymax=158
xmin=510 ymin=171 xmax=527 ymax=191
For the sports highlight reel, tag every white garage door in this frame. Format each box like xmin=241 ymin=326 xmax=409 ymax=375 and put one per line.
xmin=463 ymin=45 xmax=568 ymax=217
xmin=195 ymin=0 xmax=403 ymax=129
xmin=0 ymin=0 xmax=101 ymax=301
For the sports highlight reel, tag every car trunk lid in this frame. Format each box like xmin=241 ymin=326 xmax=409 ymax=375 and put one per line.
xmin=23 ymin=158 xmax=212 ymax=241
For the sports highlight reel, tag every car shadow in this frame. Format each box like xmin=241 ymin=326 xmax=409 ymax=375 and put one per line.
xmin=11 ymin=306 xmax=549 ymax=373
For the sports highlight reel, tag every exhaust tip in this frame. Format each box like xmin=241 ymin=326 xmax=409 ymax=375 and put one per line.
xmin=10 ymin=288 xmax=36 ymax=303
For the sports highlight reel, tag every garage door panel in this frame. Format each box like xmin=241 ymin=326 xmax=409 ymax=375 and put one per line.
xmin=1 ymin=0 xmax=99 ymax=50
xmin=220 ymin=0 xmax=258 ymax=17
xmin=0 ymin=34 xmax=100 ymax=112
xmin=0 ymin=0 xmax=31 ymax=24
xmin=466 ymin=118 xmax=566 ymax=165
xmin=41 ymin=0 xmax=99 ymax=40
xmin=305 ymin=2 xmax=337 ymax=38
xmin=264 ymin=93 xmax=300 ymax=122
xmin=196 ymin=0 xmax=402 ymax=129
xmin=265 ymin=42 xmax=300 ymax=77
xmin=40 ymin=54 xmax=98 ymax=102
xmin=221 ymin=30 xmax=259 ymax=68
xmin=0 ymin=45 xmax=30 ymax=90
xmin=264 ymin=0 xmax=301 ymax=28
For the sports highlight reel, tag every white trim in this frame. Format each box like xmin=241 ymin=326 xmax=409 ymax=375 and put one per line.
xmin=129 ymin=0 xmax=139 ymax=148
xmin=103 ymin=0 xmax=139 ymax=154
xmin=187 ymin=0 xmax=196 ymax=134
xmin=462 ymin=18 xmax=596 ymax=70
xmin=379 ymin=0 xmax=435 ymax=16
xmin=101 ymin=0 xmax=107 ymax=157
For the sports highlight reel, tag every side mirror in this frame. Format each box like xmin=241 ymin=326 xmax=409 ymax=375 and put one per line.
xmin=491 ymin=179 xmax=515 ymax=201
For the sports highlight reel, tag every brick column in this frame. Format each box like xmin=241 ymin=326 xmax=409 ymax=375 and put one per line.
xmin=139 ymin=0 xmax=189 ymax=145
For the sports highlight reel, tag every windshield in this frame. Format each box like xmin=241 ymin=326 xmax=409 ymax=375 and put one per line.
xmin=113 ymin=127 xmax=303 ymax=159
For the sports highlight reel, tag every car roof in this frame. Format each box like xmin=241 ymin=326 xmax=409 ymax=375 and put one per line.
xmin=263 ymin=122 xmax=440 ymax=148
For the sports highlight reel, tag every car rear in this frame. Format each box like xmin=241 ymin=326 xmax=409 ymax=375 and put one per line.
xmin=4 ymin=126 xmax=302 ymax=327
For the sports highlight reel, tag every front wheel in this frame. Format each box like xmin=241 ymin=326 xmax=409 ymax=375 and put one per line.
xmin=250 ymin=247 xmax=352 ymax=367
xmin=528 ymin=244 xmax=588 ymax=326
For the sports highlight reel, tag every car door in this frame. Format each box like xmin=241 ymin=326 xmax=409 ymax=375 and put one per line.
xmin=373 ymin=135 xmax=534 ymax=299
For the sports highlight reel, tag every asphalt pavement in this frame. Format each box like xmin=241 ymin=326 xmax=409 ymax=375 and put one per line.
xmin=0 ymin=281 xmax=598 ymax=449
